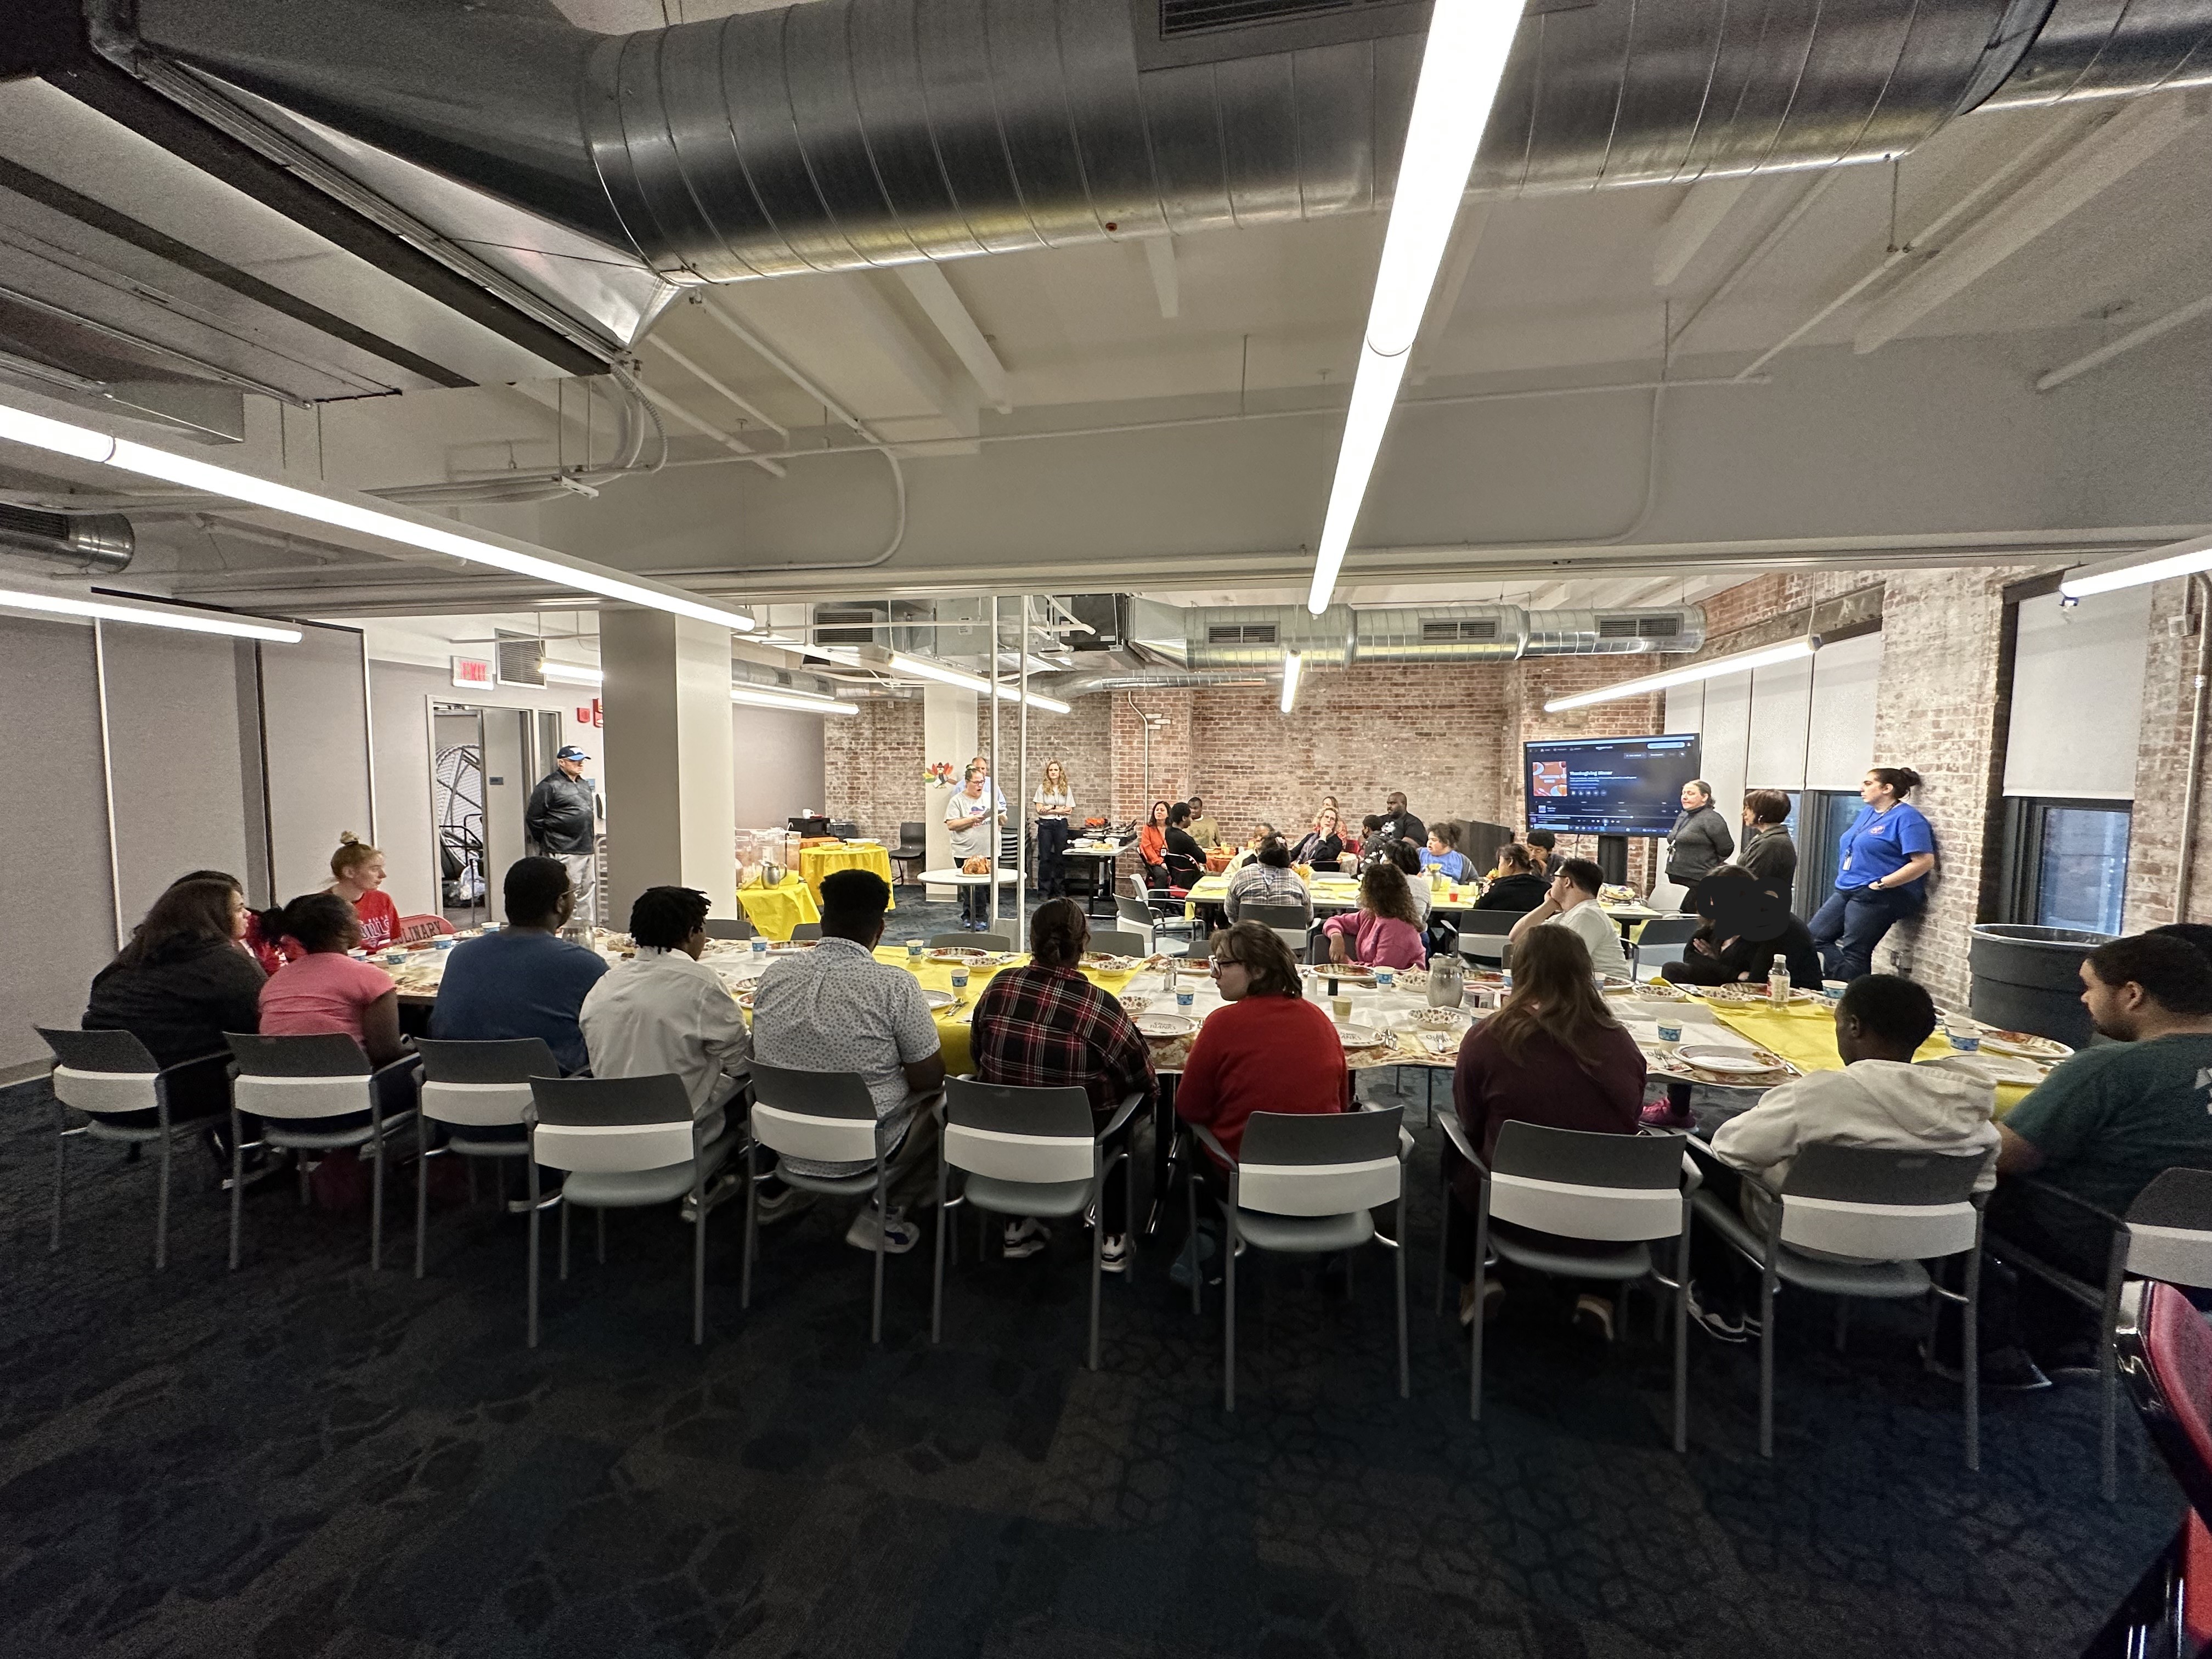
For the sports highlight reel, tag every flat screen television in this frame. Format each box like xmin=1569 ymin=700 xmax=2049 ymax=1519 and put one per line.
xmin=1523 ymin=735 xmax=1702 ymax=837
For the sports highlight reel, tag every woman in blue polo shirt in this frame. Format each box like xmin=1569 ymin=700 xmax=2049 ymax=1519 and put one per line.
xmin=1809 ymin=766 xmax=1936 ymax=983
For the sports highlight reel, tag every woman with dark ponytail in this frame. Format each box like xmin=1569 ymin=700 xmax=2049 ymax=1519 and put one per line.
xmin=1809 ymin=766 xmax=1937 ymax=983
xmin=257 ymin=893 xmax=407 ymax=1064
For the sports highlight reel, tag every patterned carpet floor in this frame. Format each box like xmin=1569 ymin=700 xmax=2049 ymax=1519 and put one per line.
xmin=0 ymin=894 xmax=2182 ymax=1658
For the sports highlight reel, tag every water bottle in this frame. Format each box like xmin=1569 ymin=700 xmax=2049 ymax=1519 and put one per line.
xmin=1768 ymin=953 xmax=1791 ymax=1008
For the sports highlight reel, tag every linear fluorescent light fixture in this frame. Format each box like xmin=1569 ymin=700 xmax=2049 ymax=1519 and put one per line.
xmin=1280 ymin=650 xmax=1304 ymax=715
xmin=0 ymin=400 xmax=755 ymax=633
xmin=541 ymin=662 xmax=604 ymax=686
xmin=731 ymin=685 xmax=859 ymax=716
xmin=1308 ymin=0 xmax=1525 ymax=616
xmin=2059 ymin=532 xmax=2212 ymax=600
xmin=0 ymin=585 xmax=302 ymax=642
xmin=825 ymin=647 xmax=1069 ymax=713
xmin=1542 ymin=637 xmax=1820 ymax=713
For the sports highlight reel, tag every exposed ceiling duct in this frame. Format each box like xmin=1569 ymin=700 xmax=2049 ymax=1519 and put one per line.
xmin=0 ymin=501 xmax=133 ymax=573
xmin=114 ymin=0 xmax=2212 ymax=293
xmin=1126 ymin=597 xmax=1704 ymax=670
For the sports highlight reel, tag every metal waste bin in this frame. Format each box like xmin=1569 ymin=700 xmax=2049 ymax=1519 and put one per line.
xmin=1969 ymin=924 xmax=2111 ymax=1049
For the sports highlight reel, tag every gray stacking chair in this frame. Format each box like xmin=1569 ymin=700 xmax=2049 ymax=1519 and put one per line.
xmin=1629 ymin=916 xmax=1704 ymax=981
xmin=1240 ymin=901 xmax=1313 ymax=957
xmin=1458 ymin=911 xmax=1519 ymax=967
xmin=746 ymin=1061 xmax=934 ymax=1344
xmin=931 ymin=1080 xmax=1146 ymax=1369
xmin=526 ymin=1073 xmax=740 ymax=1347
xmin=1984 ymin=1166 xmax=2212 ymax=1498
xmin=225 ymin=1032 xmax=420 ymax=1272
xmin=932 ymin=932 xmax=1009 ymax=951
xmin=412 ymin=1037 xmax=561 ymax=1279
xmin=1085 ymin=930 xmax=1150 ymax=958
xmin=1114 ymin=895 xmax=1159 ymax=951
xmin=37 ymin=1026 xmax=233 ymax=1271
xmin=1444 ymin=1118 xmax=1697 ymax=1448
xmin=1187 ymin=1107 xmax=1410 ymax=1411
xmin=1690 ymin=1139 xmax=1989 ymax=1468
xmin=790 ymin=923 xmax=823 ymax=940
xmin=704 ymin=917 xmax=756 ymax=941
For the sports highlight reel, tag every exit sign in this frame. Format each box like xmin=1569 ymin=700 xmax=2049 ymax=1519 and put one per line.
xmin=452 ymin=655 xmax=496 ymax=689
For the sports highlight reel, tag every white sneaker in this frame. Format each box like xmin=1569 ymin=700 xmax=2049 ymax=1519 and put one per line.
xmin=1003 ymin=1217 xmax=1051 ymax=1259
xmin=1098 ymin=1233 xmax=1129 ymax=1274
xmin=845 ymin=1204 xmax=919 ymax=1255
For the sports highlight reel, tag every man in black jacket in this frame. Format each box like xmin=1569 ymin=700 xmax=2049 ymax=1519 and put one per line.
xmin=526 ymin=745 xmax=601 ymax=926
xmin=1376 ymin=792 xmax=1426 ymax=852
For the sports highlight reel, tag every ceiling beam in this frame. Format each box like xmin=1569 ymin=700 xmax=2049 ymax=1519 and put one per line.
xmin=1409 ymin=202 xmax=1492 ymax=383
xmin=1855 ymin=98 xmax=2203 ymax=355
xmin=629 ymin=379 xmax=787 ymax=476
xmin=1142 ymin=236 xmax=1180 ymax=320
xmin=842 ymin=274 xmax=978 ymax=436
xmin=1651 ymin=178 xmax=1755 ymax=287
xmin=893 ymin=264 xmax=1014 ymax=413
xmin=645 ymin=337 xmax=790 ymax=438
xmin=2036 ymin=290 xmax=2212 ymax=393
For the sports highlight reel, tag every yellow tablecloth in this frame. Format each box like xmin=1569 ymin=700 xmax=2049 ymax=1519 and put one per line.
xmin=1712 ymin=1000 xmax=2038 ymax=1116
xmin=799 ymin=842 xmax=897 ymax=903
xmin=736 ymin=876 xmax=820 ymax=941
xmin=866 ymin=946 xmax=1143 ymax=1075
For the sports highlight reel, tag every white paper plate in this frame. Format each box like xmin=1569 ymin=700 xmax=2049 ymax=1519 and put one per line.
xmin=1135 ymin=1013 xmax=1195 ymax=1038
xmin=1335 ymin=1023 xmax=1393 ymax=1051
xmin=921 ymin=988 xmax=957 ymax=1010
xmin=1676 ymin=1045 xmax=1787 ymax=1076
xmin=1979 ymin=1031 xmax=2072 ymax=1061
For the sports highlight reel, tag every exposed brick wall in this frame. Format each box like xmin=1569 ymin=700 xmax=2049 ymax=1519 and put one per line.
xmin=822 ymin=696 xmax=924 ymax=842
xmin=2125 ymin=577 xmax=2202 ymax=930
xmin=973 ymin=694 xmax=1113 ymax=825
xmin=1504 ymin=654 xmax=1670 ymax=889
xmin=1695 ymin=571 xmax=1877 ymax=644
xmin=1111 ymin=689 xmax=1195 ymax=825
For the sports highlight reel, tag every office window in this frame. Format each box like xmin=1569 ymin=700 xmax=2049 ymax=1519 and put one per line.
xmin=2001 ymin=799 xmax=2131 ymax=938
xmin=1795 ymin=790 xmax=1865 ymax=911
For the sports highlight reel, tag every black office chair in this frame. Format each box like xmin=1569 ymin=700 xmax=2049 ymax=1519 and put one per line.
xmin=828 ymin=820 xmax=860 ymax=840
xmin=891 ymin=821 xmax=928 ymax=883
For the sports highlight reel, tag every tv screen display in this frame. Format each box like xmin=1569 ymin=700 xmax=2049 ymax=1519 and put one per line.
xmin=1523 ymin=735 xmax=1703 ymax=836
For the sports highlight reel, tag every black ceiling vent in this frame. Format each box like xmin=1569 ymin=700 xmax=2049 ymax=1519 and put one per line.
xmin=1420 ymin=617 xmax=1499 ymax=644
xmin=1206 ymin=620 xmax=1279 ymax=646
xmin=1598 ymin=613 xmax=1683 ymax=640
xmin=816 ymin=602 xmax=889 ymax=647
xmin=1135 ymin=0 xmax=1427 ymax=70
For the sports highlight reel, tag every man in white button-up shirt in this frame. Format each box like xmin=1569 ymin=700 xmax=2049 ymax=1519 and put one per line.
xmin=579 ymin=886 xmax=751 ymax=1144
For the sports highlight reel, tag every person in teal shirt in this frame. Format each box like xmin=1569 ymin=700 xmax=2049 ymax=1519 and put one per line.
xmin=1966 ymin=934 xmax=2212 ymax=1387
xmin=1807 ymin=766 xmax=1937 ymax=982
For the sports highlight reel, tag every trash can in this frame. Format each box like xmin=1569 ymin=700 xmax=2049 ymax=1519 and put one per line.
xmin=1969 ymin=924 xmax=2111 ymax=1049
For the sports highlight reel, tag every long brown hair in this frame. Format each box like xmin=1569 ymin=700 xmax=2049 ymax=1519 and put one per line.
xmin=119 ymin=878 xmax=238 ymax=968
xmin=1486 ymin=926 xmax=1622 ymax=1068
xmin=1359 ymin=860 xmax=1421 ymax=926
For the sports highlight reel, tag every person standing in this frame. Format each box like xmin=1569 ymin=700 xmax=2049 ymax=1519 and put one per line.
xmin=1736 ymin=790 xmax=1798 ymax=892
xmin=524 ymin=744 xmax=601 ymax=927
xmin=944 ymin=766 xmax=1002 ymax=930
xmin=328 ymin=834 xmax=402 ymax=951
xmin=1664 ymin=780 xmax=1734 ymax=915
xmin=1032 ymin=760 xmax=1075 ymax=897
xmin=1809 ymin=767 xmax=1937 ymax=983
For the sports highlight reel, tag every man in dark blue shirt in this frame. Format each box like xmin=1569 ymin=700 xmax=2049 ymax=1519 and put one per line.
xmin=430 ymin=857 xmax=607 ymax=1074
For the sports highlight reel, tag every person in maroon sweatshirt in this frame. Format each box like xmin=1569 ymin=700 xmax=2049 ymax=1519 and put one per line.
xmin=1446 ymin=924 xmax=1647 ymax=1340
xmin=1176 ymin=921 xmax=1349 ymax=1175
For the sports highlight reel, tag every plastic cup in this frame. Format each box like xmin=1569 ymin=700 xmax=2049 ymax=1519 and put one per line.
xmin=749 ymin=936 xmax=769 ymax=955
xmin=481 ymin=921 xmax=500 ymax=934
xmin=383 ymin=948 xmax=407 ymax=966
xmin=1375 ymin=968 xmax=1395 ymax=991
xmin=907 ymin=939 xmax=925 ymax=960
xmin=1946 ymin=1027 xmax=1981 ymax=1054
xmin=951 ymin=967 xmax=970 ymax=994
xmin=1656 ymin=1021 xmax=1684 ymax=1045
xmin=1176 ymin=989 xmax=1195 ymax=1012
xmin=1331 ymin=995 xmax=1352 ymax=1022
xmin=433 ymin=936 xmax=454 ymax=952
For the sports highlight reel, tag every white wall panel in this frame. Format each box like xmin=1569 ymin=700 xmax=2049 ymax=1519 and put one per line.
xmin=1806 ymin=632 xmax=1884 ymax=790
xmin=2005 ymin=588 xmax=2149 ymax=800
xmin=260 ymin=625 xmax=373 ymax=904
xmin=1699 ymin=670 xmax=1753 ymax=821
xmin=1746 ymin=653 xmax=1815 ymax=791
xmin=1664 ymin=681 xmax=1704 ymax=735
xmin=735 ymin=707 xmax=827 ymax=829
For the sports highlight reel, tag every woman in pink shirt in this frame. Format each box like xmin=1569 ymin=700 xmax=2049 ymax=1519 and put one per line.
xmin=259 ymin=893 xmax=407 ymax=1064
xmin=1321 ymin=861 xmax=1427 ymax=970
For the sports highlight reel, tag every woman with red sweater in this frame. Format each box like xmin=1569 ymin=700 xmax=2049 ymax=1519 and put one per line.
xmin=1176 ymin=922 xmax=1348 ymax=1169
xmin=328 ymin=833 xmax=402 ymax=951
xmin=1445 ymin=924 xmax=1647 ymax=1340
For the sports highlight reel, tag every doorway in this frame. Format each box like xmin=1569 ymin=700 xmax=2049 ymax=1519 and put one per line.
xmin=432 ymin=705 xmax=566 ymax=927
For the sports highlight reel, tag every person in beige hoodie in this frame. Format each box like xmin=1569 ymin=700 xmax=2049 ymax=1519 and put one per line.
xmin=1687 ymin=974 xmax=1998 ymax=1341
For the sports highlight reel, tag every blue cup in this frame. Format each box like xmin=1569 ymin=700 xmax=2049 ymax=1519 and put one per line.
xmin=1176 ymin=990 xmax=1195 ymax=1012
xmin=750 ymin=936 xmax=769 ymax=955
xmin=1375 ymin=968 xmax=1395 ymax=991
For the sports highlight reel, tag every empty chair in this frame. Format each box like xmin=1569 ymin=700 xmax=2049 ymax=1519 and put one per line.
xmin=931 ymin=1080 xmax=1144 ymax=1368
xmin=225 ymin=1032 xmax=421 ymax=1272
xmin=704 ymin=917 xmax=756 ymax=941
xmin=1187 ymin=1108 xmax=1410 ymax=1410
xmin=790 ymin=923 xmax=823 ymax=941
xmin=1086 ymin=930 xmax=1149 ymax=958
xmin=412 ymin=1037 xmax=561 ymax=1278
xmin=932 ymin=932 xmax=1009 ymax=951
xmin=1444 ymin=1118 xmax=1696 ymax=1449
xmin=1629 ymin=916 xmax=1703 ymax=981
xmin=1645 ymin=878 xmax=1690 ymax=915
xmin=890 ymin=821 xmax=928 ymax=883
xmin=37 ymin=1026 xmax=233 ymax=1271
xmin=1129 ymin=873 xmax=1198 ymax=945
xmin=1113 ymin=895 xmax=1157 ymax=952
xmin=745 ymin=1061 xmax=915 ymax=1343
xmin=1458 ymin=911 xmax=1518 ymax=967
xmin=1690 ymin=1139 xmax=1988 ymax=1467
xmin=526 ymin=1073 xmax=740 ymax=1346
xmin=1240 ymin=901 xmax=1312 ymax=957
xmin=1985 ymin=1166 xmax=2212 ymax=1498
xmin=828 ymin=820 xmax=860 ymax=840
xmin=2107 ymin=1278 xmax=2212 ymax=1649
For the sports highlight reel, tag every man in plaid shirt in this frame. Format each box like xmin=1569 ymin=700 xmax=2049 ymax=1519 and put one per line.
xmin=970 ymin=898 xmax=1155 ymax=1271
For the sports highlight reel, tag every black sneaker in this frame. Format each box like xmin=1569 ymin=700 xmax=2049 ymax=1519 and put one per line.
xmin=2033 ymin=1340 xmax=2103 ymax=1379
xmin=1686 ymin=1283 xmax=1747 ymax=1342
xmin=1922 ymin=1341 xmax=2051 ymax=1391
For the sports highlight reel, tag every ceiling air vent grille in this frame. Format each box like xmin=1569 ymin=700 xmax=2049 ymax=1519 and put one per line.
xmin=1598 ymin=613 xmax=1683 ymax=640
xmin=1419 ymin=618 xmax=1500 ymax=644
xmin=1136 ymin=0 xmax=1426 ymax=70
xmin=1206 ymin=621 xmax=1279 ymax=646
xmin=1161 ymin=0 xmax=1353 ymax=34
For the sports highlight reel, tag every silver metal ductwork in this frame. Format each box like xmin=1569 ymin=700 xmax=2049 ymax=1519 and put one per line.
xmin=1125 ymin=597 xmax=1702 ymax=670
xmin=121 ymin=0 xmax=2212 ymax=287
xmin=0 ymin=503 xmax=134 ymax=574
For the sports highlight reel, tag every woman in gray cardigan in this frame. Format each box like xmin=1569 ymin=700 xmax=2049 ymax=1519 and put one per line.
xmin=1664 ymin=780 xmax=1735 ymax=913
xmin=1736 ymin=789 xmax=1799 ymax=894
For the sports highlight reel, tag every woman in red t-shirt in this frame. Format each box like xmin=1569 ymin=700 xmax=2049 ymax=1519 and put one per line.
xmin=260 ymin=892 xmax=406 ymax=1064
xmin=1446 ymin=924 xmax=1647 ymax=1338
xmin=328 ymin=833 xmax=402 ymax=951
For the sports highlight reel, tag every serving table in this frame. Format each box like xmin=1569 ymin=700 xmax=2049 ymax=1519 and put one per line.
xmin=798 ymin=840 xmax=895 ymax=901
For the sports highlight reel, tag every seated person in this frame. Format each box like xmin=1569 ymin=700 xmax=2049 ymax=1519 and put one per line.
xmin=1444 ymin=926 xmax=1646 ymax=1338
xmin=1224 ymin=822 xmax=1276 ymax=873
xmin=1291 ymin=806 xmax=1346 ymax=873
xmin=1419 ymin=825 xmax=1472 ymax=883
xmin=1357 ymin=815 xmax=1386 ymax=862
xmin=748 ymin=868 xmax=946 ymax=1255
xmin=579 ymin=885 xmax=750 ymax=1145
xmin=258 ymin=893 xmax=406 ymax=1065
xmin=83 ymin=874 xmax=266 ymax=1121
xmin=1321 ymin=861 xmax=1427 ymax=969
xmin=1506 ymin=856 xmax=1629 ymax=979
xmin=327 ymin=833 xmax=402 ymax=952
xmin=431 ymin=856 xmax=607 ymax=1075
xmin=1223 ymin=836 xmax=1311 ymax=925
xmin=176 ymin=868 xmax=289 ymax=974
xmin=1389 ymin=840 xmax=1432 ymax=926
xmin=1658 ymin=865 xmax=1822 ymax=990
xmin=1474 ymin=844 xmax=1548 ymax=914
xmin=970 ymin=898 xmax=1156 ymax=1269
xmin=1138 ymin=800 xmax=1171 ymax=890
xmin=1688 ymin=974 xmax=1997 ymax=1341
xmin=1968 ymin=933 xmax=2212 ymax=1384
xmin=1162 ymin=803 xmax=1209 ymax=889
xmin=1522 ymin=829 xmax=1555 ymax=877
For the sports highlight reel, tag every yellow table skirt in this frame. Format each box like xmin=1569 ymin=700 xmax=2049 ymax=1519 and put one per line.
xmin=1712 ymin=1001 xmax=2037 ymax=1116
xmin=800 ymin=843 xmax=896 ymax=903
xmin=736 ymin=876 xmax=821 ymax=941
xmin=868 ymin=946 xmax=1142 ymax=1076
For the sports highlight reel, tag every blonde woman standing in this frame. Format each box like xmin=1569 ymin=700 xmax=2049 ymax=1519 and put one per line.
xmin=1034 ymin=760 xmax=1076 ymax=896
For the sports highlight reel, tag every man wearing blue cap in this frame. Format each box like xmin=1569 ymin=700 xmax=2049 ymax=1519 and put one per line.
xmin=526 ymin=743 xmax=601 ymax=926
